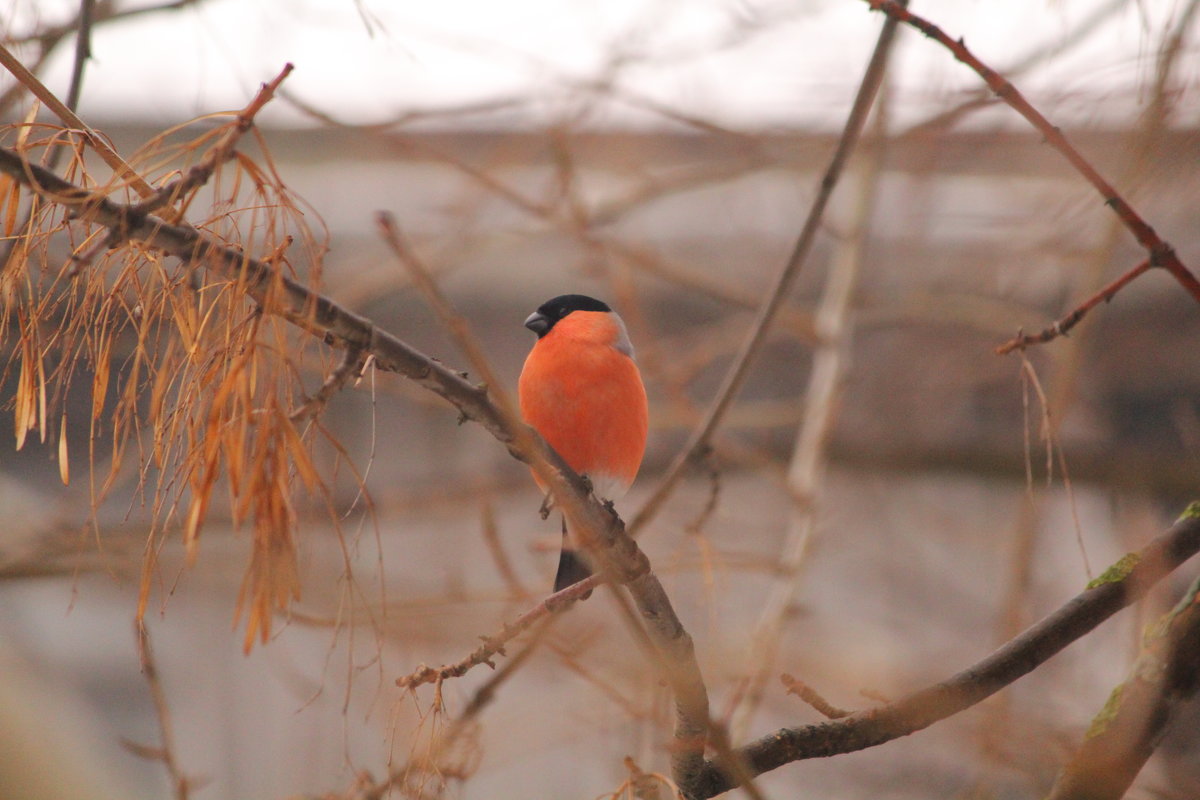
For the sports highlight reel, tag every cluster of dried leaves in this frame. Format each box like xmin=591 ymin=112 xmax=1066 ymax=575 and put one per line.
xmin=0 ymin=101 xmax=333 ymax=651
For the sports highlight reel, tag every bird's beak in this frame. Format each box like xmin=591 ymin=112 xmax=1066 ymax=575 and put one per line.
xmin=524 ymin=311 xmax=550 ymax=336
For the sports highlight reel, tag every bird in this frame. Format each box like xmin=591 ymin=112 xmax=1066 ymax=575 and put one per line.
xmin=518 ymin=294 xmax=648 ymax=593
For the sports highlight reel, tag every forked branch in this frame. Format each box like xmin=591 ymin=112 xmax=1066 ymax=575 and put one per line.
xmin=862 ymin=0 xmax=1200 ymax=348
xmin=994 ymin=259 xmax=1151 ymax=354
xmin=0 ymin=144 xmax=711 ymax=796
xmin=690 ymin=512 xmax=1200 ymax=797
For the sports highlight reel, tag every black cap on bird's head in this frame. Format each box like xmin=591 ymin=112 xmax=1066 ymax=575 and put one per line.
xmin=524 ymin=294 xmax=611 ymax=338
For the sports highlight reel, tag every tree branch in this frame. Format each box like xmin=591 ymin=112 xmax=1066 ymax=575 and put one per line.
xmin=1047 ymin=535 xmax=1200 ymax=799
xmin=0 ymin=41 xmax=154 ymax=197
xmin=63 ymin=0 xmax=97 ymax=116
xmin=628 ymin=0 xmax=906 ymax=537
xmin=132 ymin=63 xmax=294 ymax=218
xmin=0 ymin=0 xmax=98 ymax=274
xmin=133 ymin=622 xmax=193 ymax=800
xmin=690 ymin=510 xmax=1200 ymax=798
xmin=0 ymin=0 xmax=209 ymax=117
xmin=394 ymin=576 xmax=599 ymax=691
xmin=862 ymin=0 xmax=1200 ymax=329
xmin=0 ymin=142 xmax=711 ymax=796
xmin=994 ymin=258 xmax=1151 ymax=354
xmin=373 ymin=209 xmax=711 ymax=790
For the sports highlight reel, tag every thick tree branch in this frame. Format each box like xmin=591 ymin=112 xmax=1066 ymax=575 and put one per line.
xmin=0 ymin=144 xmax=509 ymax=440
xmin=690 ymin=511 xmax=1200 ymax=798
xmin=0 ymin=143 xmax=711 ymax=796
xmin=1047 ymin=545 xmax=1200 ymax=799
xmin=374 ymin=209 xmax=710 ymax=789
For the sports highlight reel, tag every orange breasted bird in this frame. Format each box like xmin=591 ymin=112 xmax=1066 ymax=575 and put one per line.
xmin=518 ymin=294 xmax=648 ymax=592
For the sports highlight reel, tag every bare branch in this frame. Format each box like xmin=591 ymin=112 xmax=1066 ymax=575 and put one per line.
xmin=375 ymin=212 xmax=523 ymax=433
xmin=863 ymin=0 xmax=1200 ymax=319
xmin=995 ymin=259 xmax=1152 ymax=354
xmin=0 ymin=41 xmax=154 ymax=197
xmin=0 ymin=0 xmax=209 ymax=117
xmin=134 ymin=622 xmax=193 ymax=800
xmin=0 ymin=0 xmax=97 ymax=274
xmin=690 ymin=512 xmax=1200 ymax=798
xmin=628 ymin=1 xmax=906 ymax=536
xmin=132 ymin=63 xmax=295 ymax=217
xmin=780 ymin=675 xmax=853 ymax=720
xmin=394 ymin=576 xmax=600 ymax=691
xmin=994 ymin=0 xmax=1200 ymax=356
xmin=63 ymin=0 xmax=97 ymax=115
xmin=730 ymin=93 xmax=888 ymax=739
xmin=478 ymin=497 xmax=529 ymax=597
xmin=1048 ymin=515 xmax=1200 ymax=799
xmin=374 ymin=208 xmax=711 ymax=791
xmin=289 ymin=343 xmax=367 ymax=424
xmin=358 ymin=621 xmax=554 ymax=800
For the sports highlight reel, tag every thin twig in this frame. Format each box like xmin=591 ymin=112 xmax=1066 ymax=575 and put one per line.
xmin=989 ymin=10 xmax=1198 ymax=741
xmin=621 ymin=756 xmax=672 ymax=800
xmin=704 ymin=722 xmax=771 ymax=800
xmin=63 ymin=0 xmax=97 ymax=113
xmin=730 ymin=78 xmax=890 ymax=740
xmin=546 ymin=640 xmax=648 ymax=721
xmin=479 ymin=496 xmax=528 ymax=597
xmin=994 ymin=259 xmax=1151 ymax=354
xmin=994 ymin=0 xmax=1199 ymax=356
xmin=897 ymin=0 xmax=1128 ymax=139
xmin=133 ymin=63 xmax=295 ymax=217
xmin=374 ymin=212 xmax=523 ymax=431
xmin=134 ymin=622 xmax=191 ymax=800
xmin=628 ymin=1 xmax=905 ymax=536
xmin=780 ymin=674 xmax=852 ymax=720
xmin=394 ymin=576 xmax=601 ymax=690
xmin=0 ymin=0 xmax=208 ymax=117
xmin=0 ymin=41 xmax=154 ymax=197
xmin=0 ymin=0 xmax=97 ymax=273
xmin=5 ymin=0 xmax=203 ymax=49
xmin=289 ymin=343 xmax=367 ymax=423
xmin=358 ymin=620 xmax=554 ymax=800
xmin=459 ymin=618 xmax=553 ymax=721
xmin=864 ymin=0 xmax=1200 ymax=312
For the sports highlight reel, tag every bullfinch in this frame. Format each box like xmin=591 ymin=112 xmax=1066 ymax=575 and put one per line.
xmin=518 ymin=294 xmax=648 ymax=592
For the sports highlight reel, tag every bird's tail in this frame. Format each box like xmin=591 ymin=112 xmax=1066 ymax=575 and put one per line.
xmin=554 ymin=523 xmax=593 ymax=596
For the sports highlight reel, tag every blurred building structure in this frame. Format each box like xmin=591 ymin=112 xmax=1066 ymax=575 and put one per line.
xmin=1 ymin=117 xmax=1199 ymax=799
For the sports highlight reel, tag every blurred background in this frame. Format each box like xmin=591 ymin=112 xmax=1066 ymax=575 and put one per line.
xmin=2 ymin=0 xmax=1200 ymax=798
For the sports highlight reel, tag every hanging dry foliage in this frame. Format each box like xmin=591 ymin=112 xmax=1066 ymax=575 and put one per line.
xmin=0 ymin=97 xmax=334 ymax=651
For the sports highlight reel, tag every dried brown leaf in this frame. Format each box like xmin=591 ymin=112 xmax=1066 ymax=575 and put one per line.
xmin=14 ymin=312 xmax=35 ymax=451
xmin=92 ymin=334 xmax=110 ymax=422
xmin=280 ymin=411 xmax=319 ymax=491
xmin=58 ymin=414 xmax=68 ymax=485
xmin=0 ymin=175 xmax=17 ymax=236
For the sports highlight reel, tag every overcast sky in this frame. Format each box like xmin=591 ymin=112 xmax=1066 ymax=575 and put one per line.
xmin=8 ymin=0 xmax=1200 ymax=129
